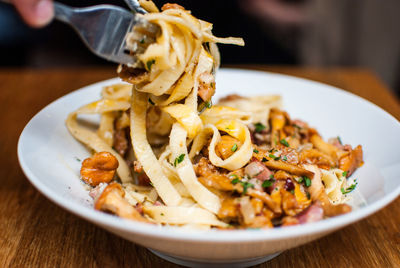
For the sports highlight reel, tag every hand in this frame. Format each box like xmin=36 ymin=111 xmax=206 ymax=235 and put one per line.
xmin=12 ymin=0 xmax=54 ymax=27
xmin=239 ymin=0 xmax=308 ymax=26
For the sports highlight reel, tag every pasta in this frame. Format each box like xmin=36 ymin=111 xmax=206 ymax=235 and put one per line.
xmin=67 ymin=2 xmax=363 ymax=229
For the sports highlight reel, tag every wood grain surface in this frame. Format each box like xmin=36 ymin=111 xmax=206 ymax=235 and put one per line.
xmin=0 ymin=66 xmax=399 ymax=267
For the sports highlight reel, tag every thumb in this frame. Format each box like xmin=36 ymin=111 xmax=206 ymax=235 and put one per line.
xmin=13 ymin=0 xmax=54 ymax=28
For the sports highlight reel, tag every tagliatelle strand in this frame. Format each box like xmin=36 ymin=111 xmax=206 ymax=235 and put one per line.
xmin=130 ymin=89 xmax=182 ymax=206
xmin=169 ymin=123 xmax=221 ymax=213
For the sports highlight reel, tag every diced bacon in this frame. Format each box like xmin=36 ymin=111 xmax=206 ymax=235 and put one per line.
xmin=296 ymin=202 xmax=324 ymax=224
xmin=245 ymin=158 xmax=272 ymax=181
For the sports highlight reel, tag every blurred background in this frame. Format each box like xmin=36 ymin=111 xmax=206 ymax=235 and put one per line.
xmin=1 ymin=0 xmax=399 ymax=96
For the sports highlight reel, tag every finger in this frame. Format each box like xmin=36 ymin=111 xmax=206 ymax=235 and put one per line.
xmin=12 ymin=0 xmax=54 ymax=28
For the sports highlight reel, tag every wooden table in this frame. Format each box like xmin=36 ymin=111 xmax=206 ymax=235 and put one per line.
xmin=1 ymin=66 xmax=399 ymax=267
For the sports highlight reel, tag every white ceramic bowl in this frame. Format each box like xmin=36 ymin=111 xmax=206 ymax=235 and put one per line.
xmin=18 ymin=69 xmax=400 ymax=267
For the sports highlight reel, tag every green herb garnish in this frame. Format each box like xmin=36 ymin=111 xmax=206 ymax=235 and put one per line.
xmin=74 ymin=157 xmax=81 ymax=162
xmin=262 ymin=157 xmax=268 ymax=162
xmin=269 ymin=154 xmax=280 ymax=161
xmin=146 ymin=59 xmax=156 ymax=71
xmin=140 ymin=38 xmax=145 ymax=44
xmin=160 ymin=213 xmax=164 ymax=216
xmin=241 ymin=181 xmax=254 ymax=194
xmin=304 ymin=177 xmax=312 ymax=187
xmin=262 ymin=179 xmax=274 ymax=188
xmin=173 ymin=154 xmax=185 ymax=167
xmin=253 ymin=149 xmax=259 ymax=153
xmin=290 ymin=189 xmax=295 ymax=194
xmin=280 ymin=138 xmax=290 ymax=147
xmin=230 ymin=174 xmax=239 ymax=179
xmin=342 ymin=171 xmax=348 ymax=177
xmin=341 ymin=181 xmax=358 ymax=194
xmin=230 ymin=177 xmax=254 ymax=194
xmin=282 ymin=155 xmax=288 ymax=161
xmin=231 ymin=177 xmax=240 ymax=185
xmin=148 ymin=98 xmax=155 ymax=105
xmin=337 ymin=136 xmax=343 ymax=145
xmin=205 ymin=101 xmax=212 ymax=109
xmin=231 ymin=144 xmax=238 ymax=152
xmin=254 ymin=123 xmax=266 ymax=133
xmin=306 ymin=192 xmax=311 ymax=199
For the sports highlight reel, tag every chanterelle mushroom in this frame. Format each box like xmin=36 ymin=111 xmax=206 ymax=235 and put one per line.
xmin=95 ymin=182 xmax=148 ymax=222
xmin=80 ymin=151 xmax=119 ymax=186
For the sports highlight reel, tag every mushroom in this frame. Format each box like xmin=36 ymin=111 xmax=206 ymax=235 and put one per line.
xmin=95 ymin=182 xmax=148 ymax=222
xmin=339 ymin=145 xmax=363 ymax=177
xmin=269 ymin=108 xmax=289 ymax=146
xmin=80 ymin=151 xmax=119 ymax=186
xmin=215 ymin=135 xmax=242 ymax=160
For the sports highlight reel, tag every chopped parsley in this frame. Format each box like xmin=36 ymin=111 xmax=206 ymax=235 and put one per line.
xmin=231 ymin=178 xmax=240 ymax=185
xmin=254 ymin=123 xmax=266 ymax=133
xmin=262 ymin=179 xmax=275 ymax=188
xmin=74 ymin=157 xmax=81 ymax=162
xmin=160 ymin=213 xmax=164 ymax=216
xmin=306 ymin=192 xmax=311 ymax=199
xmin=342 ymin=171 xmax=348 ymax=177
xmin=269 ymin=154 xmax=280 ymax=161
xmin=290 ymin=189 xmax=295 ymax=194
xmin=146 ymin=59 xmax=156 ymax=71
xmin=282 ymin=155 xmax=288 ymax=161
xmin=140 ymin=38 xmax=145 ymax=44
xmin=341 ymin=181 xmax=358 ymax=194
xmin=231 ymin=143 xmax=238 ymax=152
xmin=205 ymin=101 xmax=212 ymax=109
xmin=241 ymin=181 xmax=254 ymax=194
xmin=173 ymin=154 xmax=185 ymax=167
xmin=280 ymin=138 xmax=290 ymax=147
xmin=253 ymin=149 xmax=259 ymax=153
xmin=148 ymin=98 xmax=155 ymax=105
xmin=298 ymin=176 xmax=311 ymax=187
xmin=304 ymin=177 xmax=312 ymax=187
xmin=262 ymin=157 xmax=268 ymax=162
xmin=337 ymin=136 xmax=343 ymax=145
xmin=229 ymin=174 xmax=239 ymax=180
xmin=230 ymin=177 xmax=254 ymax=194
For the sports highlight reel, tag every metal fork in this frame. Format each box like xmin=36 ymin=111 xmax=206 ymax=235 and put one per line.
xmin=53 ymin=2 xmax=156 ymax=66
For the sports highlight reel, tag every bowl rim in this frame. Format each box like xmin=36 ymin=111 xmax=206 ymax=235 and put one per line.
xmin=17 ymin=68 xmax=400 ymax=243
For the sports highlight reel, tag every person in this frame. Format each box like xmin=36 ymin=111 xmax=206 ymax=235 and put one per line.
xmin=242 ymin=0 xmax=400 ymax=94
xmin=12 ymin=0 xmax=53 ymax=27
